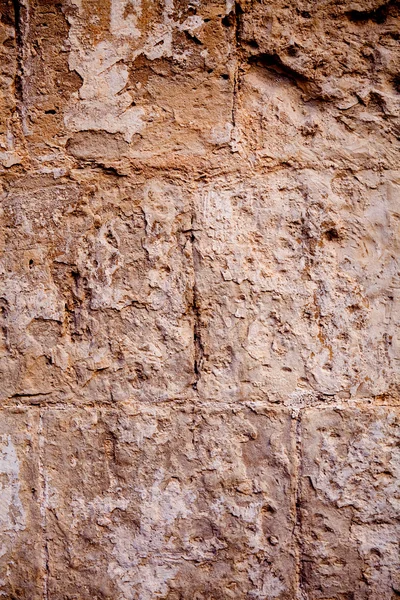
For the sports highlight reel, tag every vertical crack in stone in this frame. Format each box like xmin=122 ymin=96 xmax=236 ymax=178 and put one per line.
xmin=1 ymin=0 xmax=399 ymax=594
xmin=38 ymin=409 xmax=50 ymax=600
xmin=231 ymin=2 xmax=243 ymax=132
xmin=190 ymin=212 xmax=204 ymax=391
xmin=11 ymin=0 xmax=29 ymax=135
xmin=293 ymin=411 xmax=306 ymax=599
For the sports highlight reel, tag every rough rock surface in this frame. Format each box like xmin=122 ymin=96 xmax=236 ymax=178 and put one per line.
xmin=0 ymin=0 xmax=399 ymax=598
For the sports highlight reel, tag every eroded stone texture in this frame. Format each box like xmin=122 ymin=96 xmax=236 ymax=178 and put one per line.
xmin=0 ymin=0 xmax=21 ymax=169
xmin=194 ymin=172 xmax=400 ymax=403
xmin=64 ymin=0 xmax=235 ymax=160
xmin=300 ymin=406 xmax=400 ymax=599
xmin=0 ymin=408 xmax=43 ymax=598
xmin=1 ymin=175 xmax=194 ymax=403
xmin=0 ymin=0 xmax=399 ymax=596
xmin=239 ymin=0 xmax=400 ymax=111
xmin=43 ymin=405 xmax=295 ymax=599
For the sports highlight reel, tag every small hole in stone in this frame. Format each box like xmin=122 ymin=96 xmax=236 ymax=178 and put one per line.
xmin=221 ymin=14 xmax=234 ymax=27
xmin=287 ymin=45 xmax=298 ymax=57
xmin=324 ymin=228 xmax=339 ymax=241
xmin=392 ymin=74 xmax=400 ymax=93
xmin=247 ymin=40 xmax=259 ymax=49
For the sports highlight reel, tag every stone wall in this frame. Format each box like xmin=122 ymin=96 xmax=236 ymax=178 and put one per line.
xmin=0 ymin=0 xmax=399 ymax=598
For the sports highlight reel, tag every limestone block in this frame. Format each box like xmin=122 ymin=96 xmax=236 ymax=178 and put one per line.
xmin=300 ymin=406 xmax=400 ymax=599
xmin=43 ymin=404 xmax=296 ymax=599
xmin=236 ymin=63 xmax=399 ymax=170
xmin=16 ymin=0 xmax=236 ymax=166
xmin=78 ymin=0 xmax=233 ymax=156
xmin=0 ymin=175 xmax=195 ymax=404
xmin=239 ymin=0 xmax=400 ymax=111
xmin=0 ymin=408 xmax=43 ymax=598
xmin=20 ymin=0 xmax=82 ymax=154
xmin=0 ymin=0 xmax=21 ymax=170
xmin=193 ymin=173 xmax=400 ymax=403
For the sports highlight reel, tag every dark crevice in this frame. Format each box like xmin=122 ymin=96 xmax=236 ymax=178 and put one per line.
xmin=192 ymin=290 xmax=203 ymax=389
xmin=39 ymin=409 xmax=50 ymax=600
xmin=190 ymin=216 xmax=204 ymax=391
xmin=220 ymin=2 xmax=243 ymax=131
xmin=231 ymin=2 xmax=243 ymax=130
xmin=11 ymin=391 xmax=53 ymax=399
xmin=248 ymin=52 xmax=309 ymax=84
xmin=392 ymin=74 xmax=400 ymax=94
xmin=183 ymin=29 xmax=203 ymax=45
xmin=323 ymin=227 xmax=340 ymax=242
xmin=294 ymin=414 xmax=307 ymax=598
xmin=11 ymin=0 xmax=28 ymax=130
xmin=191 ymin=250 xmax=204 ymax=390
xmin=221 ymin=13 xmax=233 ymax=27
xmin=92 ymin=163 xmax=128 ymax=177
xmin=345 ymin=0 xmax=399 ymax=23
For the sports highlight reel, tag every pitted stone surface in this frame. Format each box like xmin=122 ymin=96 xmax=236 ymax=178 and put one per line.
xmin=300 ymin=407 xmax=400 ymax=599
xmin=43 ymin=405 xmax=295 ymax=599
xmin=1 ymin=175 xmax=195 ymax=403
xmin=193 ymin=173 xmax=400 ymax=403
xmin=0 ymin=409 xmax=43 ymax=599
xmin=0 ymin=0 xmax=399 ymax=596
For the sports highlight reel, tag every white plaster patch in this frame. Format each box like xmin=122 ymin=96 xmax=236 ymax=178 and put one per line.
xmin=66 ymin=40 xmax=145 ymax=142
xmin=64 ymin=0 xmax=209 ymax=141
xmin=108 ymin=469 xmax=195 ymax=600
xmin=0 ymin=435 xmax=25 ymax=533
xmin=110 ymin=0 xmax=142 ymax=39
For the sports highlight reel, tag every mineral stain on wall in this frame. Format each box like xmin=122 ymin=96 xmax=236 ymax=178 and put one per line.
xmin=0 ymin=0 xmax=399 ymax=598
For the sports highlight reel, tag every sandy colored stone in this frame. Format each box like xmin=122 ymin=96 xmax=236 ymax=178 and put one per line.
xmin=0 ymin=408 xmax=43 ymax=598
xmin=1 ymin=174 xmax=195 ymax=404
xmin=43 ymin=405 xmax=296 ymax=599
xmin=0 ymin=0 xmax=399 ymax=596
xmin=193 ymin=172 xmax=400 ymax=404
xmin=238 ymin=0 xmax=400 ymax=113
xmin=300 ymin=406 xmax=400 ymax=599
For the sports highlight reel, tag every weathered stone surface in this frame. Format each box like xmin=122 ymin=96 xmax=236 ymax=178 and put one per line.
xmin=1 ymin=175 xmax=194 ymax=403
xmin=43 ymin=405 xmax=295 ymax=599
xmin=0 ymin=0 xmax=399 ymax=596
xmin=194 ymin=172 xmax=400 ymax=404
xmin=300 ymin=406 xmax=400 ymax=599
xmin=0 ymin=408 xmax=43 ymax=598
xmin=237 ymin=62 xmax=399 ymax=170
xmin=0 ymin=0 xmax=21 ymax=169
xmin=239 ymin=0 xmax=400 ymax=110
xmin=63 ymin=0 xmax=235 ymax=163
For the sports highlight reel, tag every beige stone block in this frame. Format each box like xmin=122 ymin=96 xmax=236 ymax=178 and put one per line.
xmin=21 ymin=0 xmax=82 ymax=155
xmin=238 ymin=0 xmax=400 ymax=117
xmin=0 ymin=0 xmax=23 ymax=170
xmin=0 ymin=175 xmax=195 ymax=404
xmin=43 ymin=404 xmax=296 ymax=599
xmin=193 ymin=172 xmax=400 ymax=403
xmin=235 ymin=0 xmax=400 ymax=171
xmin=236 ymin=65 xmax=399 ymax=170
xmin=300 ymin=406 xmax=400 ymax=599
xmin=0 ymin=408 xmax=43 ymax=598
xmin=22 ymin=0 xmax=236 ymax=166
